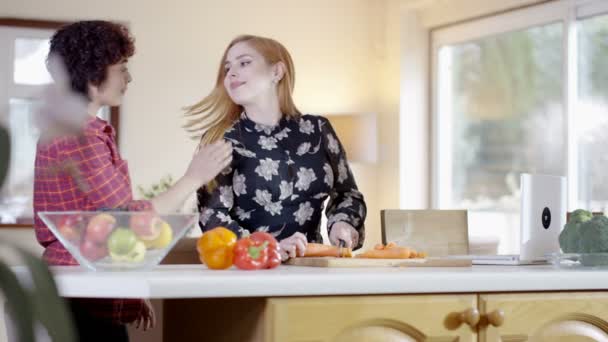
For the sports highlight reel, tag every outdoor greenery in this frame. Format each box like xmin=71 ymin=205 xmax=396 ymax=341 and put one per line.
xmin=448 ymin=15 xmax=608 ymax=208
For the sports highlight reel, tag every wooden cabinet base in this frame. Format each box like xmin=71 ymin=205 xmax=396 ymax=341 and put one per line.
xmin=163 ymin=295 xmax=476 ymax=342
xmin=162 ymin=292 xmax=608 ymax=342
xmin=163 ymin=298 xmax=267 ymax=341
xmin=480 ymin=292 xmax=608 ymax=342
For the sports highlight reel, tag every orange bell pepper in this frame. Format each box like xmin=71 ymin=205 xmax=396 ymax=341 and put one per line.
xmin=197 ymin=227 xmax=237 ymax=269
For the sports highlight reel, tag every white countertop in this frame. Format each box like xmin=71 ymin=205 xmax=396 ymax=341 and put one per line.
xmin=18 ymin=264 xmax=608 ymax=299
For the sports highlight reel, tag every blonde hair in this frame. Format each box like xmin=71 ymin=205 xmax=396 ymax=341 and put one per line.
xmin=184 ymin=35 xmax=300 ymax=141
xmin=184 ymin=35 xmax=301 ymax=190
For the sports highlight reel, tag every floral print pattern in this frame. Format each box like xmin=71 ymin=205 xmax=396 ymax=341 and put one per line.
xmin=197 ymin=113 xmax=366 ymax=249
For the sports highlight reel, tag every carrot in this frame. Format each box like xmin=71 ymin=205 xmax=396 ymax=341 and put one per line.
xmin=304 ymin=243 xmax=352 ymax=258
xmin=415 ymin=251 xmax=427 ymax=258
xmin=356 ymin=242 xmax=426 ymax=259
xmin=357 ymin=246 xmax=411 ymax=259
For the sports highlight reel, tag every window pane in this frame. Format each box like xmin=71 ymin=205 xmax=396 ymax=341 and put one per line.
xmin=576 ymin=13 xmax=608 ymax=211
xmin=13 ymin=38 xmax=52 ymax=85
xmin=0 ymin=98 xmax=40 ymax=223
xmin=437 ymin=23 xmax=564 ymax=253
xmin=439 ymin=23 xmax=564 ymax=208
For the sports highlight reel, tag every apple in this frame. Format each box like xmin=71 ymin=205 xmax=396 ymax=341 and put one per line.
xmin=80 ymin=239 xmax=108 ymax=261
xmin=85 ymin=213 xmax=116 ymax=244
xmin=110 ymin=240 xmax=146 ymax=263
xmin=130 ymin=212 xmax=162 ymax=240
xmin=57 ymin=214 xmax=85 ymax=242
xmin=143 ymin=221 xmax=173 ymax=249
xmin=59 ymin=225 xmax=80 ymax=244
xmin=107 ymin=228 xmax=138 ymax=255
xmin=57 ymin=214 xmax=84 ymax=243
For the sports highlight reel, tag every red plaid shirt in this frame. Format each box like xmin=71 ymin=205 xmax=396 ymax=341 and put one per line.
xmin=34 ymin=116 xmax=151 ymax=325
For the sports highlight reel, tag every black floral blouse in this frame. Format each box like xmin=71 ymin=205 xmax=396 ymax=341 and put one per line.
xmin=197 ymin=113 xmax=366 ymax=249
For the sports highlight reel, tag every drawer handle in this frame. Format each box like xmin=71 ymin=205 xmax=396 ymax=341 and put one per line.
xmin=458 ymin=308 xmax=480 ymax=328
xmin=485 ymin=309 xmax=505 ymax=327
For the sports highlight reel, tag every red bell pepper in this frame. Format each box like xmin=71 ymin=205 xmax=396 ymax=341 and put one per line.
xmin=233 ymin=232 xmax=281 ymax=270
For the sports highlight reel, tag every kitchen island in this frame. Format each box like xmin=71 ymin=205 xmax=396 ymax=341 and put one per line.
xmin=42 ymin=264 xmax=608 ymax=298
xmin=37 ymin=265 xmax=608 ymax=341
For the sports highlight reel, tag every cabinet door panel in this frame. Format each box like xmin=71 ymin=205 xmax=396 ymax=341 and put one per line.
xmin=267 ymin=295 xmax=477 ymax=342
xmin=480 ymin=292 xmax=608 ymax=342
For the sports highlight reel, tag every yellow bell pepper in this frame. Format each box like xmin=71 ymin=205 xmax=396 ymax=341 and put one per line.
xmin=197 ymin=227 xmax=237 ymax=270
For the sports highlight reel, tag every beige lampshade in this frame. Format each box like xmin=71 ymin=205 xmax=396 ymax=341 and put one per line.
xmin=325 ymin=113 xmax=377 ymax=164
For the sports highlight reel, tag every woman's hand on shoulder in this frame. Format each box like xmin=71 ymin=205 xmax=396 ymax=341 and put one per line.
xmin=185 ymin=140 xmax=233 ymax=188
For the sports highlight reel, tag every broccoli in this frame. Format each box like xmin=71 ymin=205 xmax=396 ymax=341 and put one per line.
xmin=559 ymin=209 xmax=592 ymax=253
xmin=578 ymin=216 xmax=608 ymax=253
xmin=569 ymin=209 xmax=594 ymax=224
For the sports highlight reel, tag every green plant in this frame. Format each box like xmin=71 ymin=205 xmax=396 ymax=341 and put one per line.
xmin=137 ymin=174 xmax=174 ymax=200
xmin=1 ymin=125 xmax=76 ymax=342
xmin=0 ymin=246 xmax=76 ymax=342
xmin=0 ymin=125 xmax=9 ymax=188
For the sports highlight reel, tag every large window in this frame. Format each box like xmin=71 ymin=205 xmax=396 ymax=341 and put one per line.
xmin=432 ymin=1 xmax=608 ymax=253
xmin=576 ymin=11 xmax=608 ymax=210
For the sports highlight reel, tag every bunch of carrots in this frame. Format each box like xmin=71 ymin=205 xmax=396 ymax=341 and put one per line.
xmin=303 ymin=242 xmax=426 ymax=259
xmin=356 ymin=242 xmax=426 ymax=259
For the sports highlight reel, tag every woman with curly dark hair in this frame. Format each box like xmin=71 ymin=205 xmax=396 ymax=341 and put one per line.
xmin=33 ymin=21 xmax=232 ymax=341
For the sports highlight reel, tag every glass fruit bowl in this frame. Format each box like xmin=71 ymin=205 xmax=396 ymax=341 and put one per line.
xmin=38 ymin=211 xmax=197 ymax=271
xmin=547 ymin=252 xmax=608 ymax=269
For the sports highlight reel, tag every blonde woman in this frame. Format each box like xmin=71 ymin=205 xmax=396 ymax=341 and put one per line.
xmin=185 ymin=35 xmax=366 ymax=261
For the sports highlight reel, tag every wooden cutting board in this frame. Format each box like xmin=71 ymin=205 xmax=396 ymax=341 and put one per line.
xmin=285 ymin=257 xmax=471 ymax=268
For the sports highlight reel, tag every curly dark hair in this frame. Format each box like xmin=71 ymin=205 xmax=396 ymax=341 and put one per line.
xmin=48 ymin=20 xmax=135 ymax=99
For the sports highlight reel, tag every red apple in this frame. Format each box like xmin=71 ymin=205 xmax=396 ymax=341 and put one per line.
xmin=57 ymin=214 xmax=84 ymax=243
xmin=80 ymin=239 xmax=108 ymax=261
xmin=58 ymin=225 xmax=80 ymax=243
xmin=85 ymin=213 xmax=116 ymax=244
xmin=129 ymin=212 xmax=162 ymax=240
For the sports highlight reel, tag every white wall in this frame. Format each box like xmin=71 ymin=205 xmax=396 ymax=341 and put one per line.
xmin=397 ymin=4 xmax=431 ymax=209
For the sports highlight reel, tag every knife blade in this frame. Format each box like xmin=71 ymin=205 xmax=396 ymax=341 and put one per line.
xmin=338 ymin=239 xmax=346 ymax=258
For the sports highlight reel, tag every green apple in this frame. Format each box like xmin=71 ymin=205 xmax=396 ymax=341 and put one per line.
xmin=107 ymin=228 xmax=137 ymax=255
xmin=110 ymin=240 xmax=146 ymax=263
